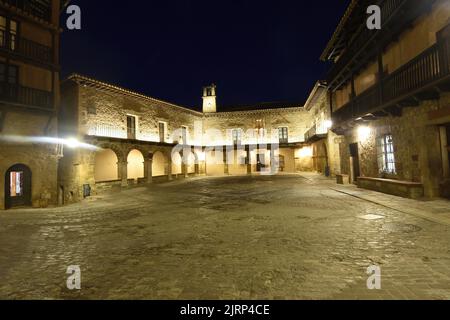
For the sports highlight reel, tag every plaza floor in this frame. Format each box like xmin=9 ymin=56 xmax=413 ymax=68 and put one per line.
xmin=1 ymin=174 xmax=450 ymax=300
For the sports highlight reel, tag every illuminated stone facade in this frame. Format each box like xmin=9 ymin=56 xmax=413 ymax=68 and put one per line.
xmin=58 ymin=75 xmax=325 ymax=204
xmin=0 ymin=0 xmax=62 ymax=210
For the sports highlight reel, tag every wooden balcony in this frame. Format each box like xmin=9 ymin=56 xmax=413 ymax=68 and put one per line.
xmin=0 ymin=36 xmax=53 ymax=65
xmin=332 ymin=28 xmax=450 ymax=131
xmin=0 ymin=81 xmax=53 ymax=110
xmin=1 ymin=0 xmax=52 ymax=22
xmin=304 ymin=125 xmax=327 ymax=143
xmin=327 ymin=0 xmax=433 ymax=91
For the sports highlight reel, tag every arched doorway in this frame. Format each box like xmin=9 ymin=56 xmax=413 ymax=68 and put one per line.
xmin=127 ymin=149 xmax=145 ymax=181
xmin=152 ymin=151 xmax=167 ymax=177
xmin=314 ymin=142 xmax=329 ymax=175
xmin=172 ymin=152 xmax=182 ymax=175
xmin=5 ymin=164 xmax=32 ymax=209
xmin=95 ymin=149 xmax=119 ymax=182
xmin=187 ymin=152 xmax=196 ymax=174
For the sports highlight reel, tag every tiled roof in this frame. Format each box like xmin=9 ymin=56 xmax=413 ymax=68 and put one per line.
xmin=220 ymin=101 xmax=304 ymax=112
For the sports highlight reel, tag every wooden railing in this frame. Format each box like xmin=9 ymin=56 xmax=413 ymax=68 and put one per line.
xmin=0 ymin=81 xmax=53 ymax=110
xmin=1 ymin=0 xmax=52 ymax=22
xmin=327 ymin=0 xmax=407 ymax=83
xmin=333 ymin=33 xmax=450 ymax=125
xmin=0 ymin=36 xmax=53 ymax=64
xmin=383 ymin=45 xmax=441 ymax=102
xmin=304 ymin=125 xmax=317 ymax=142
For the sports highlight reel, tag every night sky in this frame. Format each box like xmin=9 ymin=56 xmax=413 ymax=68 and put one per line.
xmin=61 ymin=1 xmax=350 ymax=111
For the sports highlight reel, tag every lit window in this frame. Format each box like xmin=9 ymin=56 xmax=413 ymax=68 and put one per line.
xmin=0 ymin=16 xmax=6 ymax=47
xmin=10 ymin=171 xmax=23 ymax=197
xmin=10 ymin=20 xmax=17 ymax=51
xmin=278 ymin=127 xmax=288 ymax=144
xmin=232 ymin=129 xmax=242 ymax=145
xmin=377 ymin=134 xmax=396 ymax=174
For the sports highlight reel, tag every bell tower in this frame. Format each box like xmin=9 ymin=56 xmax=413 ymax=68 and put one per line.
xmin=202 ymin=84 xmax=217 ymax=113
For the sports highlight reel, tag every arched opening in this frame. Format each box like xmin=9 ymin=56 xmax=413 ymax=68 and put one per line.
xmin=127 ymin=149 xmax=145 ymax=181
xmin=314 ymin=142 xmax=329 ymax=174
xmin=152 ymin=151 xmax=167 ymax=177
xmin=172 ymin=152 xmax=182 ymax=175
xmin=5 ymin=164 xmax=32 ymax=209
xmin=187 ymin=152 xmax=196 ymax=174
xmin=95 ymin=148 xmax=119 ymax=182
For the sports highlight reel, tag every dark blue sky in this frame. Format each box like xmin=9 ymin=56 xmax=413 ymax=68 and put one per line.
xmin=61 ymin=1 xmax=349 ymax=111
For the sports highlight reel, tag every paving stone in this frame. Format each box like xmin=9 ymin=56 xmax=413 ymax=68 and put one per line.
xmin=0 ymin=174 xmax=450 ymax=299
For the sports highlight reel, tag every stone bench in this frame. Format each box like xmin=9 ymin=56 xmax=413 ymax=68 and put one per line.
xmin=357 ymin=177 xmax=424 ymax=199
xmin=336 ymin=174 xmax=350 ymax=185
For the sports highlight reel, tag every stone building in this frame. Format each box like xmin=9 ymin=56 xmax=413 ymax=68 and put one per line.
xmin=322 ymin=0 xmax=450 ymax=199
xmin=0 ymin=0 xmax=62 ymax=210
xmin=58 ymin=74 xmax=316 ymax=204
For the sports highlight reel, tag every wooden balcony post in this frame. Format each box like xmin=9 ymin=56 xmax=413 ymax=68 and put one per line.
xmin=437 ymin=24 xmax=450 ymax=77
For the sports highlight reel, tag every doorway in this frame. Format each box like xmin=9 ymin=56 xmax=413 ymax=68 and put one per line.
xmin=5 ymin=164 xmax=32 ymax=209
xmin=256 ymin=153 xmax=266 ymax=172
xmin=349 ymin=143 xmax=360 ymax=185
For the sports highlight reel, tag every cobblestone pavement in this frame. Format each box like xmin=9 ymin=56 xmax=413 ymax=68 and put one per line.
xmin=1 ymin=174 xmax=450 ymax=300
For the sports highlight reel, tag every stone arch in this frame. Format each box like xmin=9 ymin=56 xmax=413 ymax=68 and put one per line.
xmin=127 ymin=149 xmax=145 ymax=181
xmin=186 ymin=151 xmax=197 ymax=174
xmin=152 ymin=151 xmax=168 ymax=177
xmin=94 ymin=148 xmax=119 ymax=182
xmin=171 ymin=152 xmax=182 ymax=175
xmin=126 ymin=144 xmax=151 ymax=161
xmin=96 ymin=142 xmax=125 ymax=163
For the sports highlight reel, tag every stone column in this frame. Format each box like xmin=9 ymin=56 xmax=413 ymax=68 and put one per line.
xmin=166 ymin=158 xmax=173 ymax=181
xmin=118 ymin=161 xmax=128 ymax=187
xmin=223 ymin=146 xmax=229 ymax=175
xmin=144 ymin=156 xmax=153 ymax=184
xmin=182 ymin=148 xmax=189 ymax=178
xmin=246 ymin=145 xmax=252 ymax=175
xmin=269 ymin=144 xmax=278 ymax=175
xmin=193 ymin=146 xmax=200 ymax=176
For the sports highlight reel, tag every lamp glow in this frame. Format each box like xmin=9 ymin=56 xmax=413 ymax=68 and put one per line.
xmin=66 ymin=138 xmax=80 ymax=149
xmin=358 ymin=126 xmax=371 ymax=141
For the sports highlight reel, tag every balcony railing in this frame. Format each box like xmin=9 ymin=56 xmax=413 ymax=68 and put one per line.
xmin=1 ymin=0 xmax=52 ymax=22
xmin=333 ymin=33 xmax=450 ymax=126
xmin=327 ymin=0 xmax=411 ymax=87
xmin=0 ymin=37 xmax=53 ymax=64
xmin=0 ymin=81 xmax=53 ymax=110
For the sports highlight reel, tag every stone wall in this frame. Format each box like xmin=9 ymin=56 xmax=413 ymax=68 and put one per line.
xmin=0 ymin=110 xmax=59 ymax=209
xmin=203 ymin=107 xmax=311 ymax=145
xmin=334 ymin=93 xmax=450 ymax=197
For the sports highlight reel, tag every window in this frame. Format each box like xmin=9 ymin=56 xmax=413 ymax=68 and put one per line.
xmin=0 ymin=16 xmax=18 ymax=50
xmin=0 ymin=16 xmax=6 ymax=47
xmin=159 ymin=122 xmax=166 ymax=143
xmin=278 ymin=127 xmax=289 ymax=144
xmin=181 ymin=126 xmax=188 ymax=144
xmin=255 ymin=119 xmax=265 ymax=139
xmin=232 ymin=129 xmax=242 ymax=145
xmin=127 ymin=115 xmax=137 ymax=140
xmin=9 ymin=20 xmax=17 ymax=51
xmin=377 ymin=134 xmax=396 ymax=174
